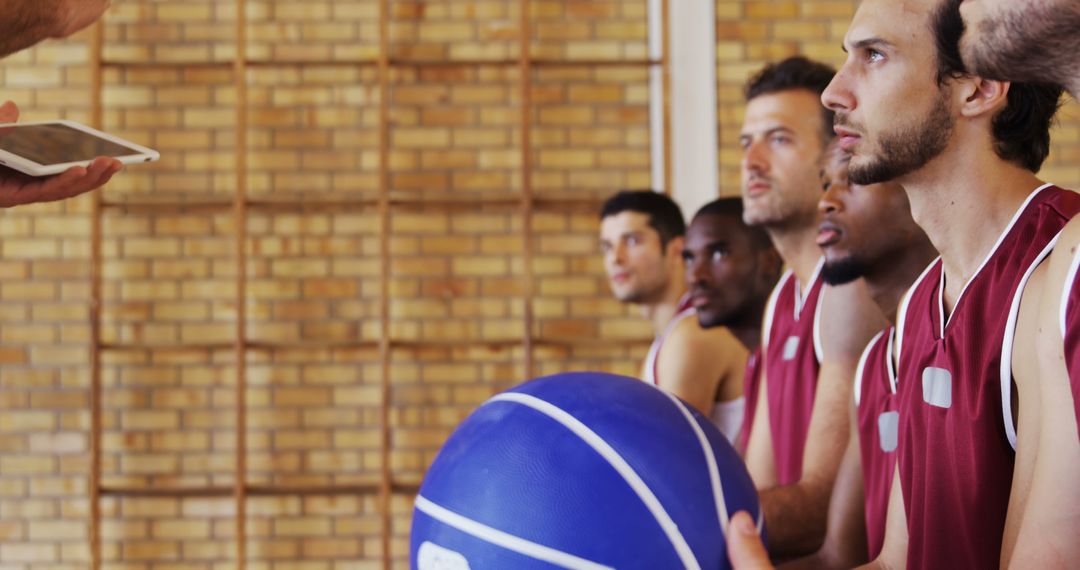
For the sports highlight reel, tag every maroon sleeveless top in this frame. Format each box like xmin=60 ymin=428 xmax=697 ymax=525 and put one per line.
xmin=896 ymin=185 xmax=1080 ymax=569
xmin=737 ymin=347 xmax=763 ymax=454
xmin=763 ymin=261 xmax=825 ymax=485
xmin=1060 ymin=245 xmax=1080 ymax=439
xmin=855 ymin=327 xmax=898 ymax=560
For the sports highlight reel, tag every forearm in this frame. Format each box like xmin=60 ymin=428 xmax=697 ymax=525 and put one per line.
xmin=777 ymin=551 xmax=827 ymax=570
xmin=760 ymin=480 xmax=831 ymax=560
xmin=0 ymin=0 xmax=65 ymax=57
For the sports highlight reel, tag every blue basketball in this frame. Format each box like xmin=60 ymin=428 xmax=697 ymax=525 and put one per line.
xmin=410 ymin=371 xmax=763 ymax=569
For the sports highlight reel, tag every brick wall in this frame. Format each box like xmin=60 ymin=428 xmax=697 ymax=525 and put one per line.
xmin=1 ymin=1 xmax=1078 ymax=568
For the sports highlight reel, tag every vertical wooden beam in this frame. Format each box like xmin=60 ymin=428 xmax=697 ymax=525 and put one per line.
xmin=88 ymin=17 xmax=105 ymax=570
xmin=377 ymin=0 xmax=393 ymax=567
xmin=661 ymin=0 xmax=673 ymax=197
xmin=233 ymin=0 xmax=249 ymax=566
xmin=519 ymin=0 xmax=536 ymax=382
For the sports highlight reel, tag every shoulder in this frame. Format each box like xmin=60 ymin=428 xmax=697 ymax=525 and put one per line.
xmin=668 ymin=314 xmax=740 ymax=350
xmin=818 ymin=280 xmax=888 ymax=360
xmin=819 ymin=279 xmax=881 ymax=327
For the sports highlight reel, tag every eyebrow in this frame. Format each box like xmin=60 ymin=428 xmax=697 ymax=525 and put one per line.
xmin=842 ymin=37 xmax=894 ymax=53
xmin=739 ymin=126 xmax=796 ymax=140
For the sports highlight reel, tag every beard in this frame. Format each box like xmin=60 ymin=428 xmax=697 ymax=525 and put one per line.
xmin=821 ymin=255 xmax=869 ymax=286
xmin=962 ymin=2 xmax=1079 ymax=89
xmin=846 ymin=94 xmax=954 ymax=186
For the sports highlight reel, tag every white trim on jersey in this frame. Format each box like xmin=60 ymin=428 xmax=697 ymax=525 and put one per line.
xmin=885 ymin=327 xmax=897 ymax=395
xmin=709 ymin=396 xmax=745 ymax=444
xmin=812 ymin=281 xmax=826 ymax=365
xmin=942 ymin=183 xmax=1053 ymax=335
xmin=489 ymin=392 xmax=703 ymax=570
xmin=643 ymin=296 xmax=696 ymax=386
xmin=762 ymin=268 xmax=794 ymax=350
xmin=898 ymin=257 xmax=940 ymax=366
xmin=794 ymin=257 xmax=825 ymax=319
xmin=1060 ymin=243 xmax=1080 ymax=337
xmin=414 ymin=496 xmax=616 ymax=570
xmin=1000 ymin=231 xmax=1061 ymax=451
xmin=854 ymin=330 xmax=886 ymax=408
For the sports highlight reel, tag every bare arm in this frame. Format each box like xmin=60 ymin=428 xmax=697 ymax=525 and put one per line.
xmin=761 ymin=281 xmax=886 ymax=559
xmin=1005 ymin=217 xmax=1080 ymax=567
xmin=780 ymin=400 xmax=868 ymax=569
xmin=745 ymin=360 xmax=777 ymax=489
xmin=858 ymin=466 xmax=907 ymax=570
xmin=654 ymin=319 xmax=746 ymax=416
xmin=0 ymin=0 xmax=112 ymax=58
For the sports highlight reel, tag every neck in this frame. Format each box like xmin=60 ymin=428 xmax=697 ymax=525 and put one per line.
xmin=767 ymin=221 xmax=821 ymax=292
xmin=728 ymin=299 xmax=769 ymax=352
xmin=898 ymin=146 xmax=1042 ymax=314
xmin=864 ymin=239 xmax=938 ymax=324
xmin=642 ymin=278 xmax=688 ymax=335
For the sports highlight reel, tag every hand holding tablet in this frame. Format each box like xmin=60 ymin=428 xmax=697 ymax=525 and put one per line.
xmin=0 ymin=101 xmax=155 ymax=207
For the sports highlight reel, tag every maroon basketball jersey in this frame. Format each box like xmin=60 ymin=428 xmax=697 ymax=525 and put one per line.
xmin=1060 ymin=246 xmax=1080 ymax=439
xmin=763 ymin=260 xmax=825 ymax=485
xmin=897 ymin=185 xmax=1080 ymax=569
xmin=855 ymin=327 xmax=898 ymax=561
xmin=737 ymin=347 xmax=763 ymax=454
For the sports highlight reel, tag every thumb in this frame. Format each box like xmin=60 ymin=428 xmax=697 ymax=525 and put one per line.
xmin=0 ymin=101 xmax=19 ymax=123
xmin=727 ymin=511 xmax=773 ymax=569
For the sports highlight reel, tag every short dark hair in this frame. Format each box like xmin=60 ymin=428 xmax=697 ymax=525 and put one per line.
xmin=744 ymin=56 xmax=837 ymax=142
xmin=692 ymin=197 xmax=774 ymax=252
xmin=600 ymin=190 xmax=686 ymax=249
xmin=931 ymin=0 xmax=1063 ymax=172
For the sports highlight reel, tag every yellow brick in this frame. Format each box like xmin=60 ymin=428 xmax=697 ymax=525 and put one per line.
xmin=123 ymin=410 xmax=180 ymax=431
xmin=1 ymin=411 xmax=55 ymax=432
xmin=275 ymin=517 xmax=332 ymax=537
xmin=123 ymin=540 xmax=181 ymax=561
xmin=0 ymin=456 xmax=56 ymax=475
xmin=1 ymin=543 xmax=58 ymax=562
xmin=152 ymin=519 xmax=211 ymax=539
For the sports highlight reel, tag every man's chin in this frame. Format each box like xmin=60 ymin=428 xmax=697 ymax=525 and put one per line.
xmin=696 ymin=310 xmax=725 ymax=330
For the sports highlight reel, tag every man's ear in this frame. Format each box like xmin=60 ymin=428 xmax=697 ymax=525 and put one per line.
xmin=665 ymin=235 xmax=685 ymax=259
xmin=957 ymin=76 xmax=1010 ymax=120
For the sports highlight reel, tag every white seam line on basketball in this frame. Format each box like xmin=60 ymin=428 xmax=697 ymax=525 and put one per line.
xmin=414 ymin=495 xmax=614 ymax=570
xmin=490 ymin=392 xmax=703 ymax=570
xmin=1060 ymin=244 xmax=1080 ymax=337
xmin=661 ymin=391 xmax=729 ymax=536
xmin=1001 ymin=234 xmax=1059 ymax=451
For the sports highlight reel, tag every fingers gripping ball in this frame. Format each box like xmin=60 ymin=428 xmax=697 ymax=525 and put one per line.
xmin=410 ymin=372 xmax=763 ymax=569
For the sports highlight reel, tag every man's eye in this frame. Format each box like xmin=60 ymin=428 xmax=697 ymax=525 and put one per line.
xmin=867 ymin=49 xmax=884 ymax=63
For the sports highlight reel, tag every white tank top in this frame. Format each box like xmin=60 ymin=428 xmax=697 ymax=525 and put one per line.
xmin=643 ymin=295 xmax=745 ymax=444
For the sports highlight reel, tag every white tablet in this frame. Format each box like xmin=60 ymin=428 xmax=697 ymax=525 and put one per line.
xmin=0 ymin=120 xmax=159 ymax=177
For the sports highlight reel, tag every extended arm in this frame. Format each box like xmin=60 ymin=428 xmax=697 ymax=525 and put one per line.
xmin=0 ymin=0 xmax=112 ymax=58
xmin=760 ymin=281 xmax=886 ymax=559
xmin=781 ymin=400 xmax=869 ymax=569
